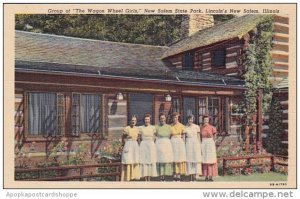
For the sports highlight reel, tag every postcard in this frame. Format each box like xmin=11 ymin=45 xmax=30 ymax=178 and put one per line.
xmin=3 ymin=3 xmax=296 ymax=189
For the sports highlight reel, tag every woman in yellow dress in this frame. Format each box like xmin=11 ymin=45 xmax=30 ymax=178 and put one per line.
xmin=139 ymin=113 xmax=157 ymax=181
xmin=121 ymin=115 xmax=140 ymax=181
xmin=170 ymin=112 xmax=187 ymax=181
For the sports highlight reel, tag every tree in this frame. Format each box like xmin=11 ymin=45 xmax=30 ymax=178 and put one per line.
xmin=15 ymin=14 xmax=234 ymax=46
xmin=243 ymin=15 xmax=273 ymax=115
xmin=265 ymin=97 xmax=285 ymax=155
xmin=213 ymin=14 xmax=236 ymax=25
xmin=15 ymin=14 xmax=183 ymax=46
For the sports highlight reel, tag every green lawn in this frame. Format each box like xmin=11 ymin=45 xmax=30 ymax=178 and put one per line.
xmin=136 ymin=172 xmax=287 ymax=182
xmin=214 ymin=172 xmax=287 ymax=182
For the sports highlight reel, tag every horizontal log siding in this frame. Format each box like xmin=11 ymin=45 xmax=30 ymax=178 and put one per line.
xmin=168 ymin=55 xmax=183 ymax=69
xmin=271 ymin=15 xmax=289 ymax=82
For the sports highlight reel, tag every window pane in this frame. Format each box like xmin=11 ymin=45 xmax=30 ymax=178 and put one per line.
xmin=214 ymin=107 xmax=218 ymax=115
xmin=198 ymin=98 xmax=207 ymax=125
xmin=199 ymin=98 xmax=205 ymax=106
xmin=208 ymin=109 xmax=213 ymax=116
xmin=208 ymin=98 xmax=220 ymax=127
xmin=208 ymin=98 xmax=213 ymax=106
xmin=213 ymin=49 xmax=225 ymax=67
xmin=213 ymin=99 xmax=219 ymax=106
xmin=128 ymin=93 xmax=153 ymax=126
xmin=183 ymin=52 xmax=194 ymax=70
xmin=199 ymin=116 xmax=203 ymax=125
xmin=28 ymin=92 xmax=57 ymax=135
xmin=172 ymin=98 xmax=180 ymax=113
xmin=80 ymin=94 xmax=101 ymax=133
xmin=183 ymin=97 xmax=196 ymax=124
xmin=198 ymin=107 xmax=204 ymax=115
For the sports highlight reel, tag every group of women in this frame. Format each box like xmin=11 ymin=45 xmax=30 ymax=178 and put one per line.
xmin=121 ymin=112 xmax=218 ymax=182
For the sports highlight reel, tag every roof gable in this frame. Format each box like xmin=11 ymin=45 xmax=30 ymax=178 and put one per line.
xmin=162 ymin=15 xmax=269 ymax=59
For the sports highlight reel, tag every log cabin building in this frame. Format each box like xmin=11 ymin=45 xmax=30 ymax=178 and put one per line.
xmin=14 ymin=14 xmax=289 ymax=165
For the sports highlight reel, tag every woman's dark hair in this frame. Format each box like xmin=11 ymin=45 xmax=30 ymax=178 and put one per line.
xmin=172 ymin=112 xmax=180 ymax=117
xmin=203 ymin=115 xmax=210 ymax=122
xmin=187 ymin=115 xmax=194 ymax=120
xmin=131 ymin=115 xmax=137 ymax=120
xmin=144 ymin=113 xmax=152 ymax=119
xmin=203 ymin=114 xmax=209 ymax=119
xmin=159 ymin=113 xmax=166 ymax=118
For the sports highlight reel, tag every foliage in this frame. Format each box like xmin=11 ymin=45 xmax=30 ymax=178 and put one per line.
xmin=15 ymin=14 xmax=235 ymax=46
xmin=93 ymin=140 xmax=122 ymax=181
xmin=15 ymin=170 xmax=60 ymax=180
xmin=217 ymin=145 xmax=242 ymax=157
xmin=97 ymin=140 xmax=122 ymax=161
xmin=15 ymin=147 xmax=31 ymax=169
xmin=37 ymin=142 xmax=91 ymax=167
xmin=48 ymin=140 xmax=67 ymax=162
xmin=241 ymin=167 xmax=253 ymax=175
xmin=36 ymin=161 xmax=59 ymax=168
xmin=62 ymin=143 xmax=90 ymax=165
xmin=220 ymin=152 xmax=274 ymax=176
xmin=213 ymin=14 xmax=236 ymax=24
xmin=274 ymin=165 xmax=288 ymax=175
xmin=15 ymin=14 xmax=182 ymax=46
xmin=243 ymin=16 xmax=274 ymax=115
xmin=265 ymin=97 xmax=285 ymax=155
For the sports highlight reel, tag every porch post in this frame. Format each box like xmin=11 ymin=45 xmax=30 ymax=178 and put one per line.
xmin=256 ymin=89 xmax=263 ymax=153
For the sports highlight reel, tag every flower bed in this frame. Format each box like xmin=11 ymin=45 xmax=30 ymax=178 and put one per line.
xmin=15 ymin=140 xmax=123 ymax=181
xmin=220 ymin=154 xmax=287 ymax=176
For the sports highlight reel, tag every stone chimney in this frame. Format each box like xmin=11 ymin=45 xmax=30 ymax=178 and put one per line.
xmin=181 ymin=15 xmax=214 ymax=39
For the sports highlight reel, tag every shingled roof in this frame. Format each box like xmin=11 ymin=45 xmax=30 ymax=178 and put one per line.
xmin=15 ymin=30 xmax=244 ymax=87
xmin=162 ymin=14 xmax=269 ymax=59
xmin=15 ymin=30 xmax=168 ymax=73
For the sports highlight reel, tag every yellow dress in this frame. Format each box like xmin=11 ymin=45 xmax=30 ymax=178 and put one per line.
xmin=124 ymin=126 xmax=139 ymax=140
xmin=171 ymin=123 xmax=187 ymax=175
xmin=121 ymin=126 xmax=140 ymax=181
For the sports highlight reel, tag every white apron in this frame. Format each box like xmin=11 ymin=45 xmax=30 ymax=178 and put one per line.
xmin=171 ymin=135 xmax=186 ymax=162
xmin=156 ymin=137 xmax=174 ymax=163
xmin=201 ymin=138 xmax=217 ymax=164
xmin=121 ymin=139 xmax=139 ymax=164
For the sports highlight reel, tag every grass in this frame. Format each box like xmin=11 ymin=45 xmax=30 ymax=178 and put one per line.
xmin=135 ymin=172 xmax=287 ymax=182
xmin=214 ymin=172 xmax=287 ymax=182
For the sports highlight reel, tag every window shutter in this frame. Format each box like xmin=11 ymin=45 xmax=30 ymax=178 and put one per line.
xmin=57 ymin=93 xmax=65 ymax=136
xmin=71 ymin=93 xmax=80 ymax=136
